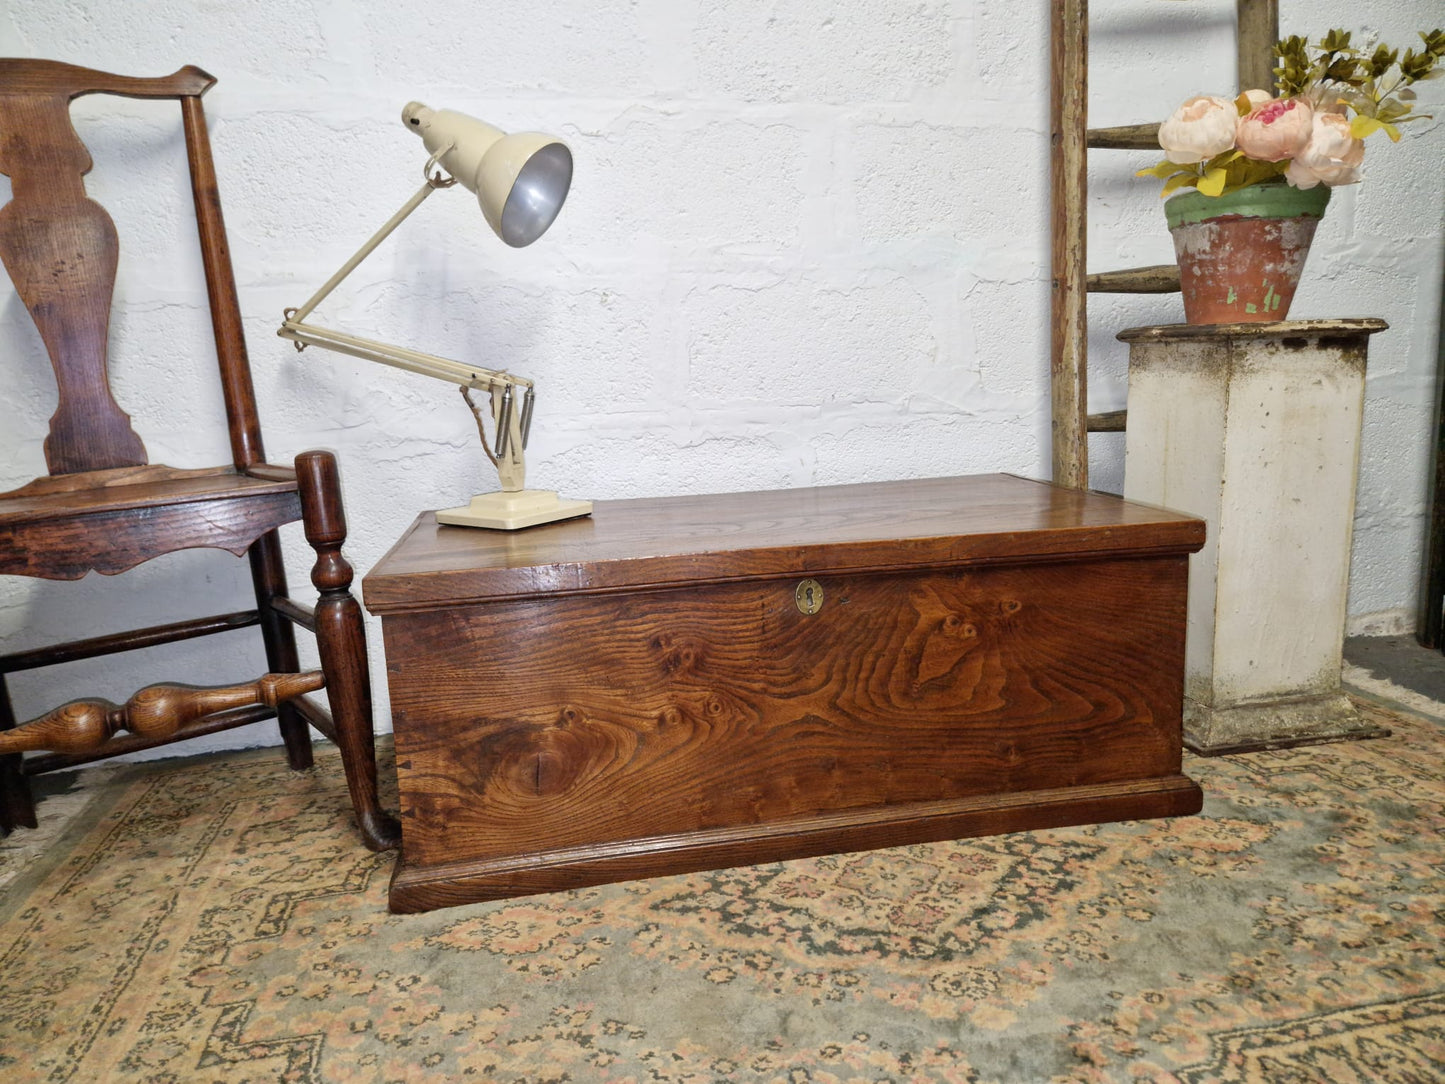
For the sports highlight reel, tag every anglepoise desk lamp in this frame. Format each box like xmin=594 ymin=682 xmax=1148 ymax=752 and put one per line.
xmin=279 ymin=102 xmax=590 ymax=530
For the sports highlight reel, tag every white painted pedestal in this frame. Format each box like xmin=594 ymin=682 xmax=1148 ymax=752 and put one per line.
xmin=1121 ymin=319 xmax=1388 ymax=753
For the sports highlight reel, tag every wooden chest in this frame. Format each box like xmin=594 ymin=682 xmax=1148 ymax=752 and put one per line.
xmin=363 ymin=474 xmax=1205 ymax=913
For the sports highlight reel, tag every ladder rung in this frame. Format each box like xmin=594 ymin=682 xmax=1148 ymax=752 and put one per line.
xmin=1087 ymin=410 xmax=1127 ymax=433
xmin=1087 ymin=123 xmax=1160 ymax=150
xmin=1087 ymin=265 xmax=1181 ymax=293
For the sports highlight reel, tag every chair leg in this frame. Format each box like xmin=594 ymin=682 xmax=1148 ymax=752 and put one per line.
xmin=296 ymin=450 xmax=401 ymax=852
xmin=249 ymin=531 xmax=314 ymax=770
xmin=0 ymin=675 xmax=38 ymax=832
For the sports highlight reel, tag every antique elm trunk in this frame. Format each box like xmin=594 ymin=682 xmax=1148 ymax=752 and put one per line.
xmin=363 ymin=474 xmax=1206 ymax=913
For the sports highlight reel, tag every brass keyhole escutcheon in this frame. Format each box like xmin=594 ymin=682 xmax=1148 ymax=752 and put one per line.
xmin=795 ymin=578 xmax=824 ymax=615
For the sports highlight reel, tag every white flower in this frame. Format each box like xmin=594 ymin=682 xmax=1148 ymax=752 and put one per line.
xmin=1286 ymin=112 xmax=1365 ymax=189
xmin=1158 ymin=95 xmax=1239 ymax=164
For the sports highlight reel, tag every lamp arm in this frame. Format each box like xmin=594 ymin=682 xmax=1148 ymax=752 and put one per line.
xmin=278 ymin=319 xmax=530 ymax=393
xmin=278 ymin=160 xmax=530 ymax=395
xmin=287 ymin=180 xmax=438 ymax=326
xmin=274 ymin=135 xmax=573 ymax=515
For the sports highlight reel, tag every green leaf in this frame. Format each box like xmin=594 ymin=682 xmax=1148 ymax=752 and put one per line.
xmin=1400 ymin=48 xmax=1439 ymax=81
xmin=1335 ymin=88 xmax=1372 ymax=115
xmin=1368 ymin=45 xmax=1399 ymax=77
xmin=1351 ymin=115 xmax=1402 ymax=141
xmin=1136 ymin=160 xmax=1183 ymax=180
xmin=1273 ymin=35 xmax=1312 ymax=95
xmin=1239 ymin=158 xmax=1287 ymax=188
xmin=1160 ymin=173 xmax=1197 ymax=198
xmin=1377 ymin=98 xmax=1413 ymax=122
xmin=1350 ymin=115 xmax=1380 ymax=138
xmin=1325 ymin=55 xmax=1364 ymax=84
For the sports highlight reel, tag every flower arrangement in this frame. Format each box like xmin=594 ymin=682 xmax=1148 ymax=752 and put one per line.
xmin=1139 ymin=28 xmax=1445 ymax=198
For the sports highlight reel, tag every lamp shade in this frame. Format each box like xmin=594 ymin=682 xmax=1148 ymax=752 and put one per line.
xmin=402 ymin=102 xmax=572 ymax=247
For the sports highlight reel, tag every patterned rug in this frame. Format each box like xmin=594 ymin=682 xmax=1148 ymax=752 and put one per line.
xmin=2 ymin=696 xmax=1442 ymax=1083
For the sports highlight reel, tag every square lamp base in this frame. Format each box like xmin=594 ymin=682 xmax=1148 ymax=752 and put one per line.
xmin=434 ymin=490 xmax=593 ymax=530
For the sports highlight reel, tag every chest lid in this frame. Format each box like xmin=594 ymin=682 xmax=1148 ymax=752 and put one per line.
xmin=363 ymin=473 xmax=1204 ymax=614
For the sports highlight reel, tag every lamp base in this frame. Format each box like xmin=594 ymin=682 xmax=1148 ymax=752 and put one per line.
xmin=435 ymin=489 xmax=593 ymax=530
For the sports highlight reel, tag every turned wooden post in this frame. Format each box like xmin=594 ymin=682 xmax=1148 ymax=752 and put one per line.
xmin=0 ymin=672 xmax=325 ymax=756
xmin=296 ymin=450 xmax=401 ymax=851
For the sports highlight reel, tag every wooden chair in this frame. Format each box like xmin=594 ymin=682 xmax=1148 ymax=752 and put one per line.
xmin=0 ymin=59 xmax=400 ymax=851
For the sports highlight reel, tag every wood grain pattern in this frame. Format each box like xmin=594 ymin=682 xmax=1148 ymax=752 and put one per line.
xmin=0 ymin=671 xmax=324 ymax=756
xmin=1116 ymin=318 xmax=1388 ymax=345
xmin=385 ymin=556 xmax=1191 ymax=874
xmin=0 ymin=610 xmax=261 ymax=672
xmin=182 ymin=94 xmax=266 ymax=470
xmin=1049 ymin=0 xmax=1090 ymax=489
xmin=0 ymin=488 xmax=302 ymax=578
xmin=1087 ymin=265 xmax=1180 ymax=294
xmin=1236 ymin=0 xmax=1280 ymax=94
xmin=388 ymin=775 xmax=1204 ymax=911
xmin=369 ymin=475 xmax=1203 ymax=907
xmin=298 ymin=451 xmax=402 ymax=851
xmin=1086 ymin=410 xmax=1127 ymax=433
xmin=0 ymin=463 xmax=293 ymax=505
xmin=0 ymin=63 xmax=208 ymax=473
xmin=23 ymin=703 xmax=279 ymax=774
xmin=1084 ymin=122 xmax=1159 ymax=150
xmin=364 ymin=474 xmax=1204 ymax=611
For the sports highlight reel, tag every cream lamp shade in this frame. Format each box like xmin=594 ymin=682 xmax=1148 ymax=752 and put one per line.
xmin=401 ymin=102 xmax=573 ymax=248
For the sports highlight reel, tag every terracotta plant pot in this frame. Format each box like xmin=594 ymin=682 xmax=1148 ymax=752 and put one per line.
xmin=1166 ymin=182 xmax=1331 ymax=324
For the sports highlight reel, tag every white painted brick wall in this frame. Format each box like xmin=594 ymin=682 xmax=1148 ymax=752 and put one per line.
xmin=0 ymin=0 xmax=1440 ymax=759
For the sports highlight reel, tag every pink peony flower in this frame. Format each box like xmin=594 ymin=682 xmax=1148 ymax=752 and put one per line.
xmin=1235 ymin=97 xmax=1314 ymax=161
xmin=1286 ymin=112 xmax=1365 ymax=189
xmin=1158 ymin=95 xmax=1239 ymax=164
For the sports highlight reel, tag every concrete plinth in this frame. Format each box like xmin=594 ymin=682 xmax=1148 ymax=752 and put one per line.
xmin=1121 ymin=319 xmax=1388 ymax=754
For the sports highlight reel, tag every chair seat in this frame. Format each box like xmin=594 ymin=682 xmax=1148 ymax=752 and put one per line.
xmin=0 ymin=464 xmax=303 ymax=579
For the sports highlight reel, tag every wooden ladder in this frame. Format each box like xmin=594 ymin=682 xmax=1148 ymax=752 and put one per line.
xmin=1049 ymin=0 xmax=1281 ymax=488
